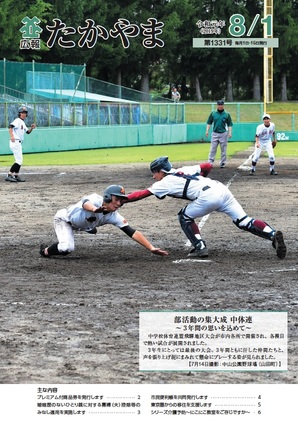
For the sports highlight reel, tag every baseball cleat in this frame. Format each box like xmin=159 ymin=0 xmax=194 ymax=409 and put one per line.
xmin=272 ymin=231 xmax=286 ymax=259
xmin=249 ymin=170 xmax=255 ymax=176
xmin=87 ymin=227 xmax=97 ymax=234
xmin=187 ymin=247 xmax=209 ymax=258
xmin=5 ymin=174 xmax=17 ymax=182
xmin=15 ymin=176 xmax=26 ymax=182
xmin=270 ymin=169 xmax=278 ymax=175
xmin=39 ymin=244 xmax=50 ymax=258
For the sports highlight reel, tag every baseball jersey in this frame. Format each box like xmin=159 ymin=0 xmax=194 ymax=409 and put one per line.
xmin=56 ymin=193 xmax=129 ymax=231
xmin=10 ymin=117 xmax=29 ymax=142
xmin=148 ymin=165 xmax=218 ymax=201
xmin=206 ymin=110 xmax=233 ymax=133
xmin=256 ymin=122 xmax=275 ymax=142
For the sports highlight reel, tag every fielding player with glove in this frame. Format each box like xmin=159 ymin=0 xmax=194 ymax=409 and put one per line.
xmin=5 ymin=106 xmax=36 ymax=182
xmin=250 ymin=113 xmax=278 ymax=176
xmin=125 ymin=156 xmax=286 ymax=260
xmin=40 ymin=185 xmax=168 ymax=258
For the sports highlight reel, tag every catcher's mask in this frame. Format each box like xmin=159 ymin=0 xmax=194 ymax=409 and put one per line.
xmin=150 ymin=156 xmax=172 ymax=173
xmin=103 ymin=185 xmax=128 ymax=203
xmin=18 ymin=106 xmax=28 ymax=116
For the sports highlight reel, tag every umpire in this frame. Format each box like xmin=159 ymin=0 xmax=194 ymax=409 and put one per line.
xmin=205 ymin=99 xmax=233 ymax=169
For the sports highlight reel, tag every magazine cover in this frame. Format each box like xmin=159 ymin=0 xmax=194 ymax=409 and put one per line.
xmin=0 ymin=1 xmax=297 ymax=419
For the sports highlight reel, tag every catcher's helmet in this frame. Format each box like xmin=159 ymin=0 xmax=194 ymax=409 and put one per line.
xmin=18 ymin=106 xmax=28 ymax=115
xmin=103 ymin=185 xmax=128 ymax=203
xmin=150 ymin=156 xmax=172 ymax=173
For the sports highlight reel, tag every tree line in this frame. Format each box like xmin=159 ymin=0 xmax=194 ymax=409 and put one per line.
xmin=1 ymin=0 xmax=298 ymax=101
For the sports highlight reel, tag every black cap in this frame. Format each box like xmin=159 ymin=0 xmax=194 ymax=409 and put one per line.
xmin=217 ymin=100 xmax=224 ymax=105
xmin=150 ymin=156 xmax=172 ymax=173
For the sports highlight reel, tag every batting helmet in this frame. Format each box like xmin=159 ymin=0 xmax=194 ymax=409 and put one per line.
xmin=103 ymin=185 xmax=128 ymax=203
xmin=18 ymin=106 xmax=28 ymax=115
xmin=150 ymin=156 xmax=172 ymax=173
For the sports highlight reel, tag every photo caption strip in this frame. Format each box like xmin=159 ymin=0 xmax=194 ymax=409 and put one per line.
xmin=139 ymin=311 xmax=287 ymax=372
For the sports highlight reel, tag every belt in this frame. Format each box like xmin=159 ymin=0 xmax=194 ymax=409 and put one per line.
xmin=202 ymin=185 xmax=210 ymax=191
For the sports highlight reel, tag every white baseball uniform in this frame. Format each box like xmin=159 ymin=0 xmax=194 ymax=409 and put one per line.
xmin=253 ymin=121 xmax=276 ymax=163
xmin=54 ymin=193 xmax=129 ymax=253
xmin=148 ymin=165 xmax=247 ymax=223
xmin=127 ymin=162 xmax=284 ymax=258
xmin=9 ymin=116 xmax=30 ymax=165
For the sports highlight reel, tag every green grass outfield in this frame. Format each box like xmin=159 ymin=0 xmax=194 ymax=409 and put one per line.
xmin=0 ymin=141 xmax=296 ymax=166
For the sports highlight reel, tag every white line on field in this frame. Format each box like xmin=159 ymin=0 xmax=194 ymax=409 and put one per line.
xmin=0 ymin=172 xmax=66 ymax=175
xmin=245 ymin=267 xmax=297 ymax=274
xmin=173 ymin=259 xmax=212 ymax=264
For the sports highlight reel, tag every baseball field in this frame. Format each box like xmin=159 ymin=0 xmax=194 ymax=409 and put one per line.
xmin=0 ymin=142 xmax=297 ymax=385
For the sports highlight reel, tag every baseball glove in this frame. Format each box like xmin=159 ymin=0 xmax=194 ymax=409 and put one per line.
xmin=272 ymin=140 xmax=277 ymax=148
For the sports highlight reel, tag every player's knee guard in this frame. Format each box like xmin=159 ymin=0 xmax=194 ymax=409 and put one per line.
xmin=233 ymin=216 xmax=275 ymax=241
xmin=178 ymin=208 xmax=202 ymax=248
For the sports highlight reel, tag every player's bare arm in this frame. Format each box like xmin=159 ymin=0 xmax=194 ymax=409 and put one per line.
xmin=27 ymin=123 xmax=36 ymax=134
xmin=121 ymin=225 xmax=168 ymax=256
xmin=132 ymin=230 xmax=168 ymax=256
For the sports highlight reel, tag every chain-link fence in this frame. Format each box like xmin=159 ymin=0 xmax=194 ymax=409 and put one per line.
xmin=1 ymin=60 xmax=298 ymax=132
xmin=0 ymin=59 xmax=170 ymax=105
xmin=0 ymin=101 xmax=185 ymax=128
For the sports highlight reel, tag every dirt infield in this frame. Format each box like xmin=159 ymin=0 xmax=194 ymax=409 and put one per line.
xmin=0 ymin=153 xmax=297 ymax=385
